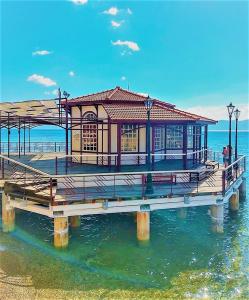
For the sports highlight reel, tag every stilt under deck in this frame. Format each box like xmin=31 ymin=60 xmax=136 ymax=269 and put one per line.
xmin=0 ymin=153 xmax=246 ymax=248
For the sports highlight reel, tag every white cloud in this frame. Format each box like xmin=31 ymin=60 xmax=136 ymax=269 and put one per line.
xmin=127 ymin=8 xmax=132 ymax=15
xmin=178 ymin=92 xmax=249 ymax=120
xmin=69 ymin=71 xmax=75 ymax=77
xmin=112 ymin=40 xmax=140 ymax=51
xmin=185 ymin=104 xmax=249 ymax=121
xmin=103 ymin=7 xmax=119 ymax=15
xmin=121 ymin=76 xmax=126 ymax=81
xmin=32 ymin=50 xmax=52 ymax=56
xmin=70 ymin=0 xmax=88 ymax=5
xmin=111 ymin=20 xmax=123 ymax=28
xmin=27 ymin=74 xmax=56 ymax=87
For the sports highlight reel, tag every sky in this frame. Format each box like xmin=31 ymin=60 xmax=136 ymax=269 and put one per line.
xmin=1 ymin=0 xmax=248 ymax=120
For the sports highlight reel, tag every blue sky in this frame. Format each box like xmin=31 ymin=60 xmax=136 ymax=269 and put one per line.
xmin=1 ymin=0 xmax=248 ymax=119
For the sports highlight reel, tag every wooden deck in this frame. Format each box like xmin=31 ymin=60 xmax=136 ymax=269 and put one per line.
xmin=0 ymin=153 xmax=245 ymax=214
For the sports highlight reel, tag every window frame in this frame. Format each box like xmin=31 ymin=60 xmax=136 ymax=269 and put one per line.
xmin=121 ymin=124 xmax=138 ymax=153
xmin=82 ymin=112 xmax=97 ymax=152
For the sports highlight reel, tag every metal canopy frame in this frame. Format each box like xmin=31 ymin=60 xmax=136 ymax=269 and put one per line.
xmin=0 ymin=96 xmax=108 ymax=157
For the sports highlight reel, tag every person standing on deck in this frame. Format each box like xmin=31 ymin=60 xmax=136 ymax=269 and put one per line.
xmin=222 ymin=146 xmax=229 ymax=167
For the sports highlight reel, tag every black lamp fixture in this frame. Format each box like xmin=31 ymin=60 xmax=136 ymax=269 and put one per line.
xmin=144 ymin=95 xmax=154 ymax=194
xmin=144 ymin=95 xmax=154 ymax=112
xmin=63 ymin=91 xmax=70 ymax=99
xmin=227 ymin=102 xmax=235 ymax=165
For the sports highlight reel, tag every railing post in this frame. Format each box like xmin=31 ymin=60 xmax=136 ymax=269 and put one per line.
xmin=55 ymin=156 xmax=58 ymax=175
xmin=1 ymin=157 xmax=4 ymax=179
xmin=50 ymin=177 xmax=54 ymax=206
xmin=55 ymin=142 xmax=57 ymax=152
xmin=222 ymin=170 xmax=226 ymax=195
xmin=142 ymin=174 xmax=145 ymax=197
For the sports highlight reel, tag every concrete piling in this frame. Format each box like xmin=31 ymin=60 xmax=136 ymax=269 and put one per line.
xmin=54 ymin=217 xmax=69 ymax=248
xmin=239 ymin=178 xmax=246 ymax=200
xmin=230 ymin=190 xmax=239 ymax=211
xmin=2 ymin=192 xmax=15 ymax=233
xmin=177 ymin=207 xmax=187 ymax=219
xmin=137 ymin=211 xmax=150 ymax=242
xmin=210 ymin=204 xmax=224 ymax=233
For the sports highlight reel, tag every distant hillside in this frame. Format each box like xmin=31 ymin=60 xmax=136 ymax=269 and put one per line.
xmin=209 ymin=120 xmax=249 ymax=131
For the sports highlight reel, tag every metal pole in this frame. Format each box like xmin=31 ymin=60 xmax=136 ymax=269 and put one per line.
xmin=18 ymin=117 xmax=21 ymax=158
xmin=0 ymin=111 xmax=2 ymax=154
xmin=28 ymin=125 xmax=31 ymax=153
xmin=146 ymin=110 xmax=153 ymax=194
xmin=65 ymin=97 xmax=69 ymax=156
xmin=204 ymin=125 xmax=208 ymax=162
xmin=235 ymin=117 xmax=238 ymax=161
xmin=23 ymin=121 xmax=26 ymax=156
xmin=7 ymin=113 xmax=10 ymax=158
xmin=228 ymin=115 xmax=232 ymax=165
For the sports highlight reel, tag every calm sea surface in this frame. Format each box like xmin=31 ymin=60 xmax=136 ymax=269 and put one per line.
xmin=0 ymin=131 xmax=248 ymax=299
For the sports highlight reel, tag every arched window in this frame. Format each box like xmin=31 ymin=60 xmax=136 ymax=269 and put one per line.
xmin=82 ymin=112 xmax=97 ymax=152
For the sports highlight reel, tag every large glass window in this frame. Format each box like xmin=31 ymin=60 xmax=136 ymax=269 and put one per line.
xmin=154 ymin=127 xmax=165 ymax=151
xmin=166 ymin=126 xmax=183 ymax=149
xmin=195 ymin=126 xmax=201 ymax=149
xmin=187 ymin=126 xmax=193 ymax=148
xmin=121 ymin=124 xmax=137 ymax=152
xmin=82 ymin=112 xmax=97 ymax=152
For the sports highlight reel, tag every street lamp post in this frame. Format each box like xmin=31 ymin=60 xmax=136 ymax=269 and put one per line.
xmin=144 ymin=95 xmax=154 ymax=194
xmin=234 ymin=108 xmax=240 ymax=161
xmin=227 ymin=102 xmax=235 ymax=166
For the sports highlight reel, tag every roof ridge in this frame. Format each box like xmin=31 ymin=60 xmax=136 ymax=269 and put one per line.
xmin=116 ymin=86 xmax=148 ymax=99
xmin=108 ymin=86 xmax=120 ymax=99
xmin=70 ymin=87 xmax=115 ymax=101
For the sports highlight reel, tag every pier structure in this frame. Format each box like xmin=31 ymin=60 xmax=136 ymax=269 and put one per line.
xmin=0 ymin=87 xmax=246 ymax=247
xmin=0 ymin=152 xmax=246 ymax=247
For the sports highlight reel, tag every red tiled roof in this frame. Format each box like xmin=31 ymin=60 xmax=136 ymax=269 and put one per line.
xmin=102 ymin=103 xmax=216 ymax=123
xmin=64 ymin=86 xmax=216 ymax=123
xmin=65 ymin=86 xmax=175 ymax=108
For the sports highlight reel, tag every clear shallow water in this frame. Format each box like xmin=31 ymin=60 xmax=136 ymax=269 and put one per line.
xmin=0 ymin=131 xmax=248 ymax=299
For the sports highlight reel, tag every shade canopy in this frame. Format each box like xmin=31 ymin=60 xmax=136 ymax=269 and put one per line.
xmin=0 ymin=99 xmax=65 ymax=128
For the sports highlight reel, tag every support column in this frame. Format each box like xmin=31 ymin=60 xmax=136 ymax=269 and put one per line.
xmin=137 ymin=211 xmax=150 ymax=242
xmin=177 ymin=207 xmax=187 ymax=219
xmin=69 ymin=215 xmax=81 ymax=228
xmin=183 ymin=125 xmax=187 ymax=170
xmin=54 ymin=217 xmax=69 ymax=248
xmin=204 ymin=125 xmax=208 ymax=162
xmin=239 ymin=178 xmax=246 ymax=200
xmin=210 ymin=204 xmax=224 ymax=233
xmin=230 ymin=190 xmax=239 ymax=211
xmin=2 ymin=192 xmax=15 ymax=232
xmin=117 ymin=123 xmax=121 ymax=171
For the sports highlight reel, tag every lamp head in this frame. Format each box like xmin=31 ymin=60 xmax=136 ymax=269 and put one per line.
xmin=227 ymin=102 xmax=235 ymax=117
xmin=63 ymin=91 xmax=70 ymax=99
xmin=234 ymin=108 xmax=241 ymax=120
xmin=144 ymin=95 xmax=154 ymax=112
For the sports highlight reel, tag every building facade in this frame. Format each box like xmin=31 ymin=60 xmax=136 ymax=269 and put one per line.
xmin=64 ymin=87 xmax=216 ymax=168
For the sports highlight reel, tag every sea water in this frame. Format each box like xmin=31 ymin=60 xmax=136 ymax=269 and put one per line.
xmin=0 ymin=131 xmax=248 ymax=299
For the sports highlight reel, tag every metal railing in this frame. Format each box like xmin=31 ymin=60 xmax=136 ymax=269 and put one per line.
xmin=6 ymin=149 xmax=208 ymax=175
xmin=0 ymin=142 xmax=66 ymax=154
xmin=222 ymin=155 xmax=246 ymax=194
xmin=0 ymin=151 xmax=245 ymax=205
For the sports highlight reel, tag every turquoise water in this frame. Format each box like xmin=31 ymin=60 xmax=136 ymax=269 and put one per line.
xmin=0 ymin=131 xmax=248 ymax=299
